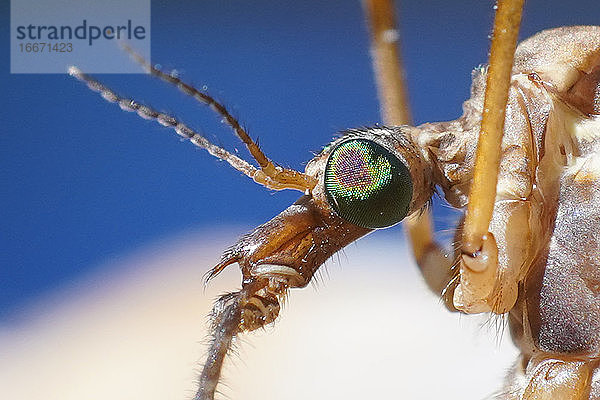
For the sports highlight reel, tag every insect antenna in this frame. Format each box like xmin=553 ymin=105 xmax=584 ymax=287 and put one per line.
xmin=120 ymin=44 xmax=317 ymax=192
xmin=68 ymin=66 xmax=261 ymax=178
xmin=69 ymin=62 xmax=316 ymax=192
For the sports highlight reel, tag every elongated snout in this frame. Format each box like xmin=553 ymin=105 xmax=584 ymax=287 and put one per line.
xmin=207 ymin=195 xmax=371 ymax=288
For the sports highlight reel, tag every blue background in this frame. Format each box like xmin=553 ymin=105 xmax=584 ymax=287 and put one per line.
xmin=1 ymin=0 xmax=598 ymax=319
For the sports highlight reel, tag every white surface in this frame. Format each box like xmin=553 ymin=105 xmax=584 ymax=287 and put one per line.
xmin=0 ymin=232 xmax=519 ymax=400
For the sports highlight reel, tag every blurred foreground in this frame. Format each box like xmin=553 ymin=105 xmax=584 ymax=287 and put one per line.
xmin=0 ymin=231 xmax=518 ymax=399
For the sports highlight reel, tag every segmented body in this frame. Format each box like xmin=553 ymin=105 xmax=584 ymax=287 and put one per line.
xmin=421 ymin=26 xmax=600 ymax=397
xmin=71 ymin=20 xmax=600 ymax=398
xmin=505 ymin=26 xmax=600 ymax=398
xmin=200 ymin=26 xmax=600 ymax=398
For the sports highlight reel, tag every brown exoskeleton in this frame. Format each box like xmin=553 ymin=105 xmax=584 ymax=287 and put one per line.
xmin=70 ymin=0 xmax=600 ymax=397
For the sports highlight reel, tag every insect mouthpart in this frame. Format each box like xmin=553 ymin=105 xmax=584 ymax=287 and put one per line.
xmin=206 ymin=195 xmax=371 ymax=290
xmin=249 ymin=264 xmax=304 ymax=286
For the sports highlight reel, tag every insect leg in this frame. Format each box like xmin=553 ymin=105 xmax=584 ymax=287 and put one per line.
xmin=461 ymin=0 xmax=524 ymax=254
xmin=363 ymin=0 xmax=411 ymax=126
xmin=449 ymin=0 xmax=526 ymax=314
xmin=364 ymin=0 xmax=453 ymax=292
xmin=454 ymin=84 xmax=544 ymax=314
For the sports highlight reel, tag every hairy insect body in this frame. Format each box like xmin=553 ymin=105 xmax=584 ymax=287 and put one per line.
xmin=341 ymin=26 xmax=600 ymax=398
xmin=526 ymin=159 xmax=600 ymax=354
xmin=410 ymin=26 xmax=600 ymax=398
xmin=486 ymin=26 xmax=600 ymax=398
xmin=72 ymin=21 xmax=600 ymax=398
xmin=208 ymin=26 xmax=600 ymax=398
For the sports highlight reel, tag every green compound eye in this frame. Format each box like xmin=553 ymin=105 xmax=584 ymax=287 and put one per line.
xmin=324 ymin=139 xmax=413 ymax=229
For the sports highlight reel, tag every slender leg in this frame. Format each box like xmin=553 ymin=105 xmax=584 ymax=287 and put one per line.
xmin=455 ymin=79 xmax=543 ymax=314
xmin=405 ymin=212 xmax=456 ymax=305
xmin=363 ymin=0 xmax=411 ymax=126
xmin=364 ymin=0 xmax=444 ymax=278
xmin=452 ymin=0 xmax=528 ymax=314
xmin=461 ymin=0 xmax=524 ymax=254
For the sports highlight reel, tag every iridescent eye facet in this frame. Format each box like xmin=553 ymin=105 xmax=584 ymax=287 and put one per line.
xmin=324 ymin=139 xmax=412 ymax=229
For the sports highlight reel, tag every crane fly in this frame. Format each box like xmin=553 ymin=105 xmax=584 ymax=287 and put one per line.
xmin=70 ymin=0 xmax=600 ymax=398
